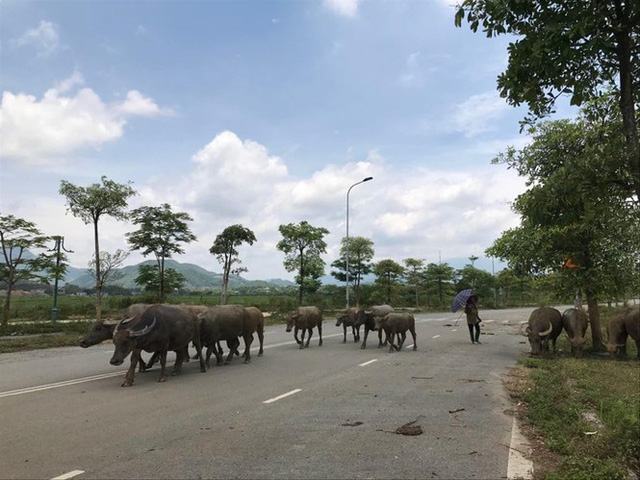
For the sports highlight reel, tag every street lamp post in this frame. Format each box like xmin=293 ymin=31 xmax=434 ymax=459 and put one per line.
xmin=346 ymin=176 xmax=373 ymax=309
xmin=49 ymin=236 xmax=73 ymax=322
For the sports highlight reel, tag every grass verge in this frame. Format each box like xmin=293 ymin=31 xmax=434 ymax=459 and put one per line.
xmin=517 ymin=354 xmax=639 ymax=480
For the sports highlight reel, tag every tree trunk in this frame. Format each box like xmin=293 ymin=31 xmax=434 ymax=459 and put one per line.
xmin=585 ymin=287 xmax=606 ymax=352
xmin=221 ymin=258 xmax=230 ymax=305
xmin=2 ymin=271 xmax=15 ymax=326
xmin=93 ymin=220 xmax=102 ymax=321
xmin=159 ymin=256 xmax=165 ymax=303
xmin=298 ymin=251 xmax=304 ymax=307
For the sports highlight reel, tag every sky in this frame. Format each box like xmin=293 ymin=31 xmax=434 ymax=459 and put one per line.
xmin=0 ymin=0 xmax=576 ymax=281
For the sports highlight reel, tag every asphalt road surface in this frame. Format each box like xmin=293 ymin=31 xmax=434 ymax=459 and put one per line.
xmin=0 ymin=307 xmax=555 ymax=480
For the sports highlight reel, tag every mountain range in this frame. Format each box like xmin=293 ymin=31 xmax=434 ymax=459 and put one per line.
xmin=64 ymin=259 xmax=294 ymax=290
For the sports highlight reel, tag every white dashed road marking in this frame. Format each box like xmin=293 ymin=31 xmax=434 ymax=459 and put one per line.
xmin=50 ymin=470 xmax=85 ymax=480
xmin=359 ymin=359 xmax=378 ymax=367
xmin=432 ymin=335 xmax=440 ymax=339
xmin=263 ymin=389 xmax=302 ymax=404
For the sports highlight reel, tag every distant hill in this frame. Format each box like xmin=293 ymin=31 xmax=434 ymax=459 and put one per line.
xmin=66 ymin=259 xmax=294 ymax=291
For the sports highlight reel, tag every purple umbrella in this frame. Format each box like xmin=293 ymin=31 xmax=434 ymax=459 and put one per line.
xmin=451 ymin=289 xmax=473 ymax=313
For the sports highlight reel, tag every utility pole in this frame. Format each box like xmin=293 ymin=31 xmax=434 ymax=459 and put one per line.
xmin=49 ymin=236 xmax=73 ymax=322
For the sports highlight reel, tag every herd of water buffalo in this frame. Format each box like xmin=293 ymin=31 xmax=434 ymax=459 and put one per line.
xmin=78 ymin=302 xmax=639 ymax=387
xmin=525 ymin=305 xmax=640 ymax=359
xmin=78 ymin=303 xmax=417 ymax=387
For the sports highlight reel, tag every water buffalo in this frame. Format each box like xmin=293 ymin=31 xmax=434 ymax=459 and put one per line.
xmin=561 ymin=308 xmax=589 ymax=357
xmin=285 ymin=306 xmax=323 ymax=349
xmin=526 ymin=307 xmax=563 ymax=355
xmin=606 ymin=306 xmax=640 ymax=360
xmin=374 ymin=312 xmax=417 ymax=353
xmin=80 ymin=303 xmax=154 ymax=372
xmin=225 ymin=306 xmax=266 ymax=360
xmin=335 ymin=307 xmax=361 ymax=343
xmin=198 ymin=305 xmax=255 ymax=366
xmin=110 ymin=304 xmax=206 ymax=386
xmin=355 ymin=304 xmax=394 ymax=349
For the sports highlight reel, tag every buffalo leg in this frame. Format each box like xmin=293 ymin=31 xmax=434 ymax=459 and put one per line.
xmin=243 ymin=333 xmax=254 ymax=363
xmin=158 ymin=349 xmax=168 ymax=382
xmin=410 ymin=327 xmax=417 ymax=351
xmin=317 ymin=322 xmax=323 ymax=346
xmin=352 ymin=325 xmax=360 ymax=342
xmin=205 ymin=345 xmax=215 ymax=369
xmin=397 ymin=331 xmax=406 ymax=351
xmin=342 ymin=325 xmax=347 ymax=343
xmin=122 ymin=349 xmax=141 ymax=387
xmin=299 ymin=328 xmax=306 ymax=349
xmin=294 ymin=326 xmax=302 ymax=345
xmin=257 ymin=324 xmax=264 ymax=356
xmin=361 ymin=326 xmax=370 ymax=349
xmin=172 ymin=349 xmax=184 ymax=376
xmin=388 ymin=331 xmax=396 ymax=353
xmin=305 ymin=328 xmax=314 ymax=348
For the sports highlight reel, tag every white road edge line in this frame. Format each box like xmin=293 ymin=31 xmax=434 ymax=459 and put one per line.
xmin=359 ymin=359 xmax=378 ymax=367
xmin=263 ymin=388 xmax=302 ymax=404
xmin=507 ymin=417 xmax=533 ymax=479
xmin=51 ymin=470 xmax=85 ymax=480
xmin=0 ymin=372 xmax=125 ymax=399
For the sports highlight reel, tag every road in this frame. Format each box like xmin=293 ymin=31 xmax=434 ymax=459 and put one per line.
xmin=0 ymin=307 xmax=548 ymax=480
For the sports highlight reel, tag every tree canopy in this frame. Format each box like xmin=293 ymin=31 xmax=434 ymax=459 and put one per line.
xmin=126 ymin=203 xmax=196 ymax=302
xmin=277 ymin=221 xmax=329 ymax=306
xmin=59 ymin=176 xmax=136 ymax=320
xmin=331 ymin=236 xmax=375 ymax=308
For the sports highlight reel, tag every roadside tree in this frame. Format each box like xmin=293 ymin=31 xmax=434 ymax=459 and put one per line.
xmin=209 ymin=224 xmax=256 ymax=305
xmin=88 ymin=249 xmax=129 ymax=291
xmin=331 ymin=236 xmax=375 ymax=308
xmin=424 ymin=262 xmax=456 ymax=309
xmin=126 ymin=204 xmax=196 ymax=303
xmin=276 ymin=221 xmax=329 ymax=306
xmin=59 ymin=176 xmax=136 ymax=320
xmin=455 ymin=0 xmax=640 ymax=199
xmin=0 ymin=215 xmax=54 ymax=325
xmin=404 ymin=258 xmax=425 ymax=308
xmin=134 ymin=264 xmax=186 ymax=298
xmin=373 ymin=259 xmax=405 ymax=305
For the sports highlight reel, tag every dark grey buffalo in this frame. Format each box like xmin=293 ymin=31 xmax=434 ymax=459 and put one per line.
xmin=80 ymin=303 xmax=154 ymax=372
xmin=224 ymin=306 xmax=266 ymax=361
xmin=561 ymin=308 xmax=589 ymax=357
xmin=355 ymin=304 xmax=394 ymax=349
xmin=526 ymin=307 xmax=563 ymax=355
xmin=110 ymin=304 xmax=206 ymax=386
xmin=335 ymin=307 xmax=361 ymax=343
xmin=606 ymin=306 xmax=640 ymax=360
xmin=198 ymin=305 xmax=255 ymax=366
xmin=285 ymin=306 xmax=323 ymax=349
xmin=374 ymin=312 xmax=417 ymax=353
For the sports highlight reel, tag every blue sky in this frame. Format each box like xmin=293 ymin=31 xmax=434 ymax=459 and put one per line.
xmin=0 ymin=0 xmax=576 ymax=281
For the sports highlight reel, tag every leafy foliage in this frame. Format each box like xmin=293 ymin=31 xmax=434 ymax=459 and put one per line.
xmin=277 ymin=220 xmax=329 ymax=306
xmin=373 ymin=259 xmax=405 ymax=304
xmin=209 ymin=224 xmax=256 ymax=305
xmin=134 ymin=265 xmax=186 ymax=299
xmin=331 ymin=236 xmax=374 ymax=307
xmin=127 ymin=203 xmax=196 ymax=302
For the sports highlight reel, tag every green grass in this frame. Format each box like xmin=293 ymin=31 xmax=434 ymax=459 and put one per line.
xmin=519 ymin=353 xmax=639 ymax=479
xmin=0 ymin=332 xmax=84 ymax=353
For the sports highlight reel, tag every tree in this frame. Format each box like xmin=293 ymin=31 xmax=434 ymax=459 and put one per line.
xmin=0 ymin=215 xmax=54 ymax=325
xmin=88 ymin=249 xmax=129 ymax=289
xmin=486 ymin=100 xmax=640 ymax=351
xmin=126 ymin=204 xmax=196 ymax=303
xmin=276 ymin=221 xmax=329 ymax=306
xmin=134 ymin=264 xmax=186 ymax=298
xmin=455 ymin=0 xmax=640 ymax=200
xmin=455 ymin=264 xmax=495 ymax=304
xmin=373 ymin=259 xmax=405 ymax=305
xmin=209 ymin=224 xmax=257 ymax=305
xmin=404 ymin=258 xmax=425 ymax=308
xmin=424 ymin=262 xmax=456 ymax=309
xmin=331 ymin=236 xmax=375 ymax=307
xmin=59 ymin=176 xmax=136 ymax=320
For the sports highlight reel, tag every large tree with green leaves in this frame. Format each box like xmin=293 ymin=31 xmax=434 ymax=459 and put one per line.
xmin=209 ymin=224 xmax=257 ymax=305
xmin=404 ymin=258 xmax=425 ymax=308
xmin=373 ymin=259 xmax=405 ymax=305
xmin=331 ymin=236 xmax=375 ymax=308
xmin=134 ymin=264 xmax=186 ymax=298
xmin=486 ymin=99 xmax=640 ymax=351
xmin=0 ymin=215 xmax=55 ymax=325
xmin=455 ymin=0 xmax=640 ymax=200
xmin=424 ymin=262 xmax=456 ymax=309
xmin=59 ymin=176 xmax=136 ymax=320
xmin=126 ymin=203 xmax=196 ymax=303
xmin=276 ymin=221 xmax=329 ymax=306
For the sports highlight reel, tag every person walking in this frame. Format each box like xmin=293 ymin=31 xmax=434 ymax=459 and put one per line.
xmin=465 ymin=294 xmax=482 ymax=344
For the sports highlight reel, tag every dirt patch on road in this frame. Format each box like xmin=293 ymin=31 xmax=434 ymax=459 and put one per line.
xmin=503 ymin=365 xmax=563 ymax=480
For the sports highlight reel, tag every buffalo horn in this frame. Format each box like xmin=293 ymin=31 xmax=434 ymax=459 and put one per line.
xmin=102 ymin=318 xmax=120 ymax=326
xmin=130 ymin=317 xmax=157 ymax=337
xmin=539 ymin=322 xmax=552 ymax=337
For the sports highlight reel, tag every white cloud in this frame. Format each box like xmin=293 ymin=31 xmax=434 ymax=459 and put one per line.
xmin=323 ymin=0 xmax=359 ymax=18
xmin=12 ymin=20 xmax=61 ymax=57
xmin=452 ymin=91 xmax=510 ymax=137
xmin=0 ymin=74 xmax=172 ymax=165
